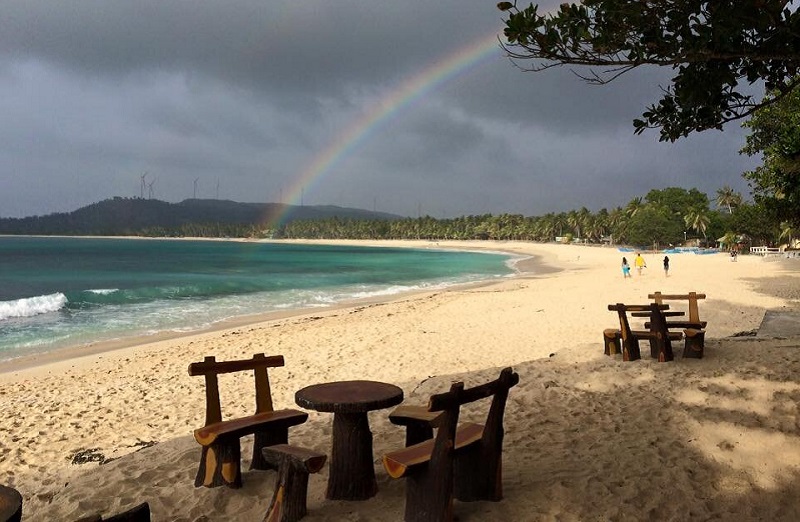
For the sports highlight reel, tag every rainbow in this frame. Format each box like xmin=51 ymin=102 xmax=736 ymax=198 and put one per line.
xmin=269 ymin=31 xmax=504 ymax=226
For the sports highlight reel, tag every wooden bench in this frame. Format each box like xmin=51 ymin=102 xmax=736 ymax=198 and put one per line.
xmin=648 ymin=292 xmax=707 ymax=358
xmin=188 ymin=353 xmax=308 ymax=488
xmin=607 ymin=303 xmax=682 ymax=362
xmin=383 ymin=367 xmax=520 ymax=522
xmin=263 ymin=445 xmax=326 ymax=522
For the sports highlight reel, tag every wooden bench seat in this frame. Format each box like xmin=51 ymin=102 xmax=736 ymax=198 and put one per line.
xmin=382 ymin=367 xmax=519 ymax=522
xmin=194 ymin=410 xmax=308 ymax=447
xmin=384 ymin=422 xmax=483 ymax=478
xmin=644 ymin=320 xmax=706 ymax=329
xmin=189 ymin=353 xmax=308 ymax=488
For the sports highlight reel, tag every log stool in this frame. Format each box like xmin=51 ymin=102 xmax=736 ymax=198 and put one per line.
xmin=683 ymin=328 xmax=705 ymax=359
xmin=262 ymin=445 xmax=326 ymax=522
xmin=603 ymin=329 xmax=621 ymax=356
xmin=388 ymin=405 xmax=443 ymax=446
xmin=0 ymin=485 xmax=21 ymax=522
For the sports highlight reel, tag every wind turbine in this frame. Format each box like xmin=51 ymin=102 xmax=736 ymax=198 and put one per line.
xmin=140 ymin=172 xmax=148 ymax=199
xmin=147 ymin=177 xmax=157 ymax=199
xmin=193 ymin=178 xmax=199 ymax=199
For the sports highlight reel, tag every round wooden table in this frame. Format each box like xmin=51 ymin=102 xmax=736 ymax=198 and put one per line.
xmin=295 ymin=380 xmax=403 ymax=500
xmin=0 ymin=485 xmax=22 ymax=522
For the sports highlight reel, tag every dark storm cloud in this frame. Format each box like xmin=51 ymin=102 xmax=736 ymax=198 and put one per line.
xmin=0 ymin=0 xmax=760 ymax=218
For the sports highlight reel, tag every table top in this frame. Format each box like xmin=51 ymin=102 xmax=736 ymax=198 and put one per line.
xmin=295 ymin=380 xmax=403 ymax=414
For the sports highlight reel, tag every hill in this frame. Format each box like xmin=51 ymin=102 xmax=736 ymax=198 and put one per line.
xmin=0 ymin=198 xmax=404 ymax=237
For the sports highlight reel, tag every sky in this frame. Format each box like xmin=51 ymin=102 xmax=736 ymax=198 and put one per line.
xmin=0 ymin=1 xmax=762 ymax=219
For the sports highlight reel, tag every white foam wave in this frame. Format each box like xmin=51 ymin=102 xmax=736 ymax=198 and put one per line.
xmin=86 ymin=288 xmax=119 ymax=295
xmin=0 ymin=293 xmax=68 ymax=321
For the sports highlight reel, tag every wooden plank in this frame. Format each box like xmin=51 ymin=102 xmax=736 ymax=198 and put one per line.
xmin=194 ymin=409 xmax=308 ymax=446
xmin=262 ymin=444 xmax=327 ymax=474
xmin=383 ymin=422 xmax=484 ymax=478
xmin=631 ymin=311 xmax=684 ymax=317
xmin=189 ymin=354 xmax=285 ymax=376
xmin=649 ymin=293 xmax=706 ymax=300
xmin=389 ymin=405 xmax=443 ymax=426
xmin=429 ymin=368 xmax=519 ymax=411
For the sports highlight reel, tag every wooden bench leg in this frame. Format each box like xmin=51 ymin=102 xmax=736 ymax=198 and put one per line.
xmin=403 ymin=422 xmax=435 ymax=447
xmin=622 ymin=337 xmax=641 ymax=361
xmin=404 ymin=465 xmax=455 ymax=522
xmin=453 ymin=443 xmax=502 ymax=502
xmin=683 ymin=329 xmax=705 ymax=359
xmin=251 ymin=428 xmax=291 ymax=471
xmin=648 ymin=336 xmax=674 ymax=362
xmin=195 ymin=438 xmax=242 ymax=488
xmin=603 ymin=329 xmax=621 ymax=356
xmin=262 ymin=445 xmax=326 ymax=522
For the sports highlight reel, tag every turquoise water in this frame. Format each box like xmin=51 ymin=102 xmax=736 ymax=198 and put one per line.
xmin=0 ymin=237 xmax=514 ymax=361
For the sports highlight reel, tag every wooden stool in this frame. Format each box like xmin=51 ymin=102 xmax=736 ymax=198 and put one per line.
xmin=389 ymin=405 xmax=442 ymax=446
xmin=683 ymin=329 xmax=705 ymax=358
xmin=0 ymin=485 xmax=22 ymax=522
xmin=603 ymin=329 xmax=621 ymax=356
xmin=262 ymin=445 xmax=326 ymax=522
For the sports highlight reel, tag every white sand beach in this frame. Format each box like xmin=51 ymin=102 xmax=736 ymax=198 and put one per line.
xmin=2 ymin=241 xmax=800 ymax=521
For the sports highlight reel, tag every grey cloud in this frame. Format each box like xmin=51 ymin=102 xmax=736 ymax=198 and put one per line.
xmin=0 ymin=0 xmax=762 ymax=219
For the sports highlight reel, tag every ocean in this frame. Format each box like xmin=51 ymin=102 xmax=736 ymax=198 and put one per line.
xmin=0 ymin=237 xmax=515 ymax=362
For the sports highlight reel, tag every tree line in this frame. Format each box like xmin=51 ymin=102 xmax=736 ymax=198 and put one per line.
xmin=281 ymin=186 xmax=791 ymax=250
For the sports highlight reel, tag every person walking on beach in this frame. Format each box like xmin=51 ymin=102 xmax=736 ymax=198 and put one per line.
xmin=621 ymin=257 xmax=631 ymax=278
xmin=663 ymin=256 xmax=670 ymax=277
xmin=634 ymin=252 xmax=647 ymax=275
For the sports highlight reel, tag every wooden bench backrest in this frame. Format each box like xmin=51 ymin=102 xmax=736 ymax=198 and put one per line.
xmin=607 ymin=303 xmax=667 ymax=340
xmin=649 ymin=292 xmax=706 ymax=323
xmin=188 ymin=353 xmax=285 ymax=426
xmin=426 ymin=367 xmax=520 ymax=460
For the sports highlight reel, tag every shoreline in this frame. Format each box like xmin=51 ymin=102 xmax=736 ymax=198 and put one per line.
xmin=0 ymin=239 xmax=555 ymax=376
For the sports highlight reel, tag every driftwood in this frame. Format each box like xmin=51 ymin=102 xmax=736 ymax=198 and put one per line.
xmin=188 ymin=354 xmax=308 ymax=488
xmin=383 ymin=367 xmax=519 ymax=522
xmin=262 ymin=445 xmax=326 ymax=522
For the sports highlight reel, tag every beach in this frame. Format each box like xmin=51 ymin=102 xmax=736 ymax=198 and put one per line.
xmin=2 ymin=240 xmax=799 ymax=521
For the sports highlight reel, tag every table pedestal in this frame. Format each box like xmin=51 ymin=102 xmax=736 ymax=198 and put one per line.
xmin=328 ymin=412 xmax=377 ymax=500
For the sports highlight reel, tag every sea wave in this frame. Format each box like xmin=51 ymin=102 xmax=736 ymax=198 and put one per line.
xmin=0 ymin=293 xmax=68 ymax=321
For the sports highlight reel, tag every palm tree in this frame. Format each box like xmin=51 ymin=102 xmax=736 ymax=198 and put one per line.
xmin=779 ymin=222 xmax=795 ymax=247
xmin=720 ymin=231 xmax=738 ymax=251
xmin=625 ymin=197 xmax=644 ymax=218
xmin=716 ymin=185 xmax=742 ymax=214
xmin=684 ymin=207 xmax=711 ymax=246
